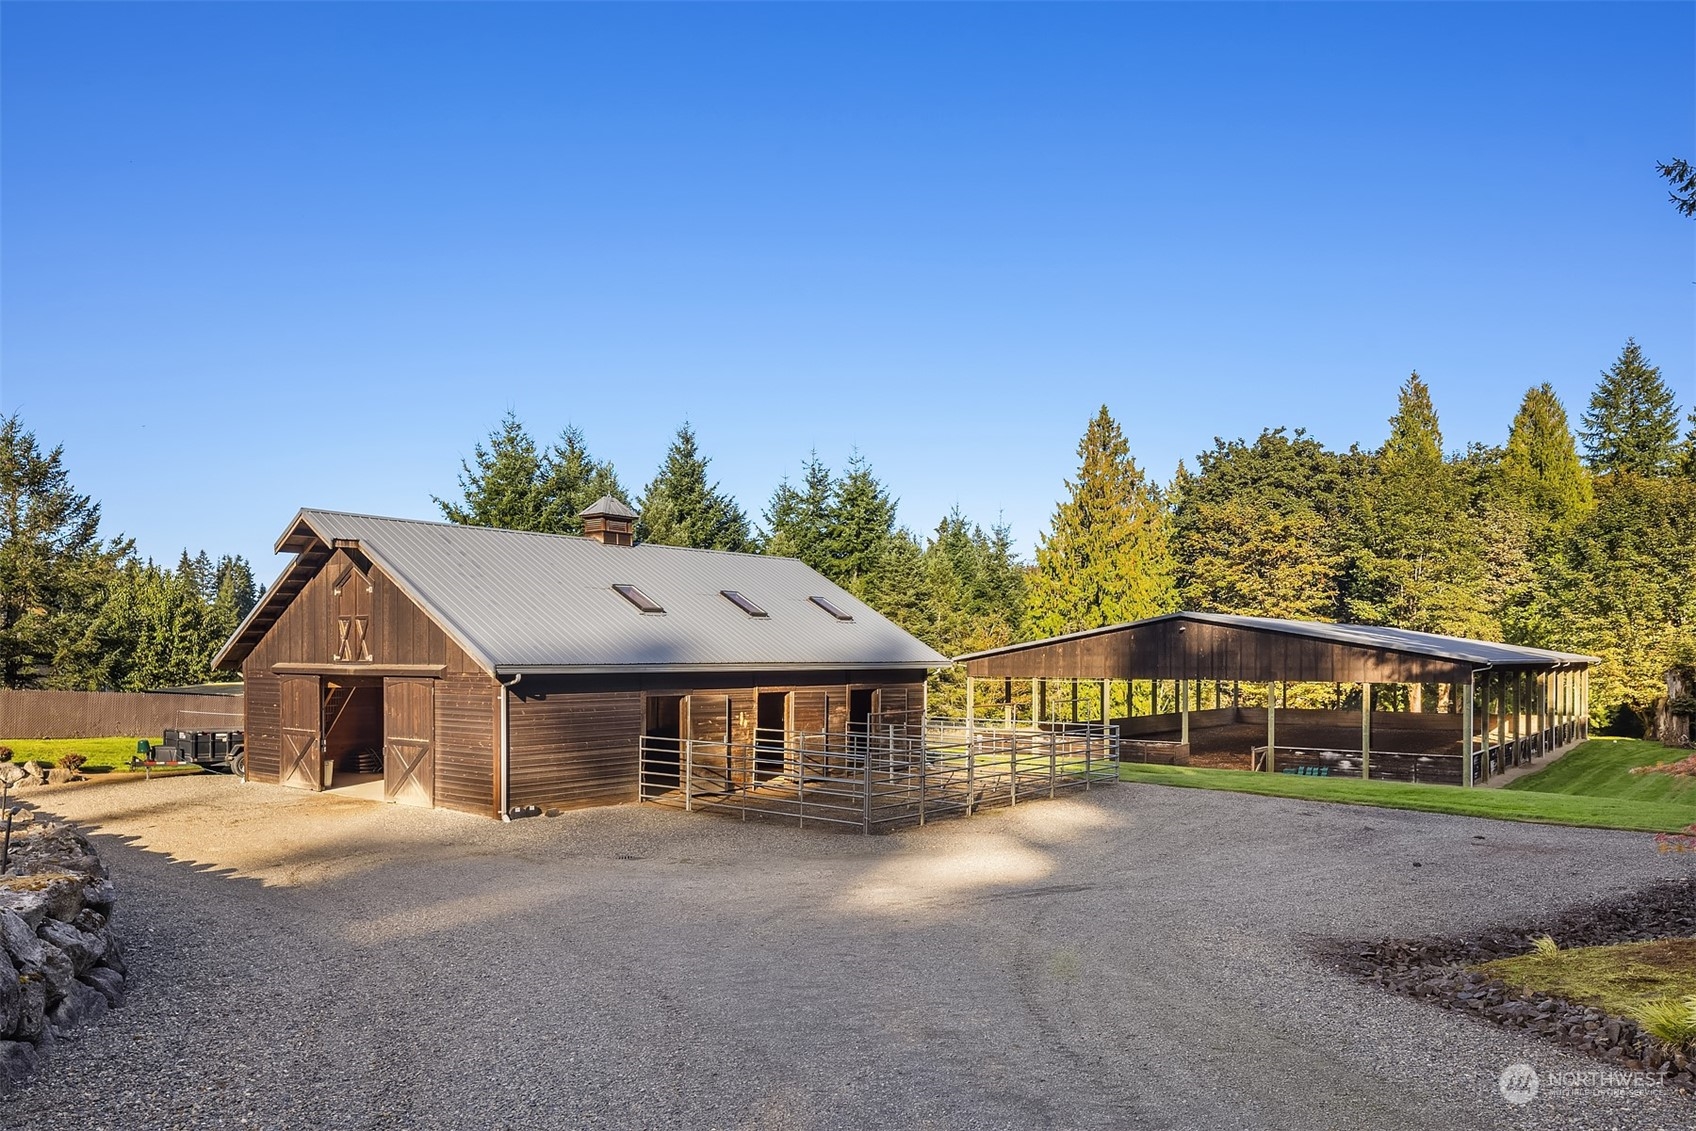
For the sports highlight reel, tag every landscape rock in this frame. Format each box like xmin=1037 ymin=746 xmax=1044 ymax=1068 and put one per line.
xmin=0 ymin=813 xmax=126 ymax=1095
xmin=79 ymin=966 xmax=125 ymax=1008
xmin=0 ymin=909 xmax=44 ymax=966
xmin=0 ymin=946 xmax=17 ymax=1038
xmin=46 ymin=980 xmax=106 ymax=1036
xmin=0 ymin=1039 xmax=37 ymax=1088
xmin=38 ymin=919 xmax=103 ymax=975
xmin=44 ymin=768 xmax=77 ymax=786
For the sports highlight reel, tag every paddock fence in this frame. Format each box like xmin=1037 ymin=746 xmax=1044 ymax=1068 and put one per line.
xmin=639 ymin=720 xmax=1119 ymax=832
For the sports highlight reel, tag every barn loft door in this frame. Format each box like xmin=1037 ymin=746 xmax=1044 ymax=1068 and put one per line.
xmin=279 ymin=675 xmax=323 ymax=791
xmin=383 ymin=678 xmax=435 ymax=807
xmin=333 ymin=564 xmax=373 ymax=663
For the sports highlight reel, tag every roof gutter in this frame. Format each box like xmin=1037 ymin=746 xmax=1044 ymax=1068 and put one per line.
xmin=498 ymin=672 xmax=523 ymax=821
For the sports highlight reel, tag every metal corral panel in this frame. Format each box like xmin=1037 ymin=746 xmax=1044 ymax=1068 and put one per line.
xmin=218 ymin=509 xmax=949 ymax=675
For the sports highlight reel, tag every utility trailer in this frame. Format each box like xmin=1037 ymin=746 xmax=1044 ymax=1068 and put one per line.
xmin=151 ymin=728 xmax=245 ymax=774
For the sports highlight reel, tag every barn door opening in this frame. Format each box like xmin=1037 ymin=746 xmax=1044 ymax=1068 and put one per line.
xmin=754 ymin=692 xmax=787 ymax=780
xmin=643 ymin=695 xmax=684 ymax=789
xmin=383 ymin=678 xmax=435 ymax=807
xmin=279 ymin=675 xmax=323 ymax=791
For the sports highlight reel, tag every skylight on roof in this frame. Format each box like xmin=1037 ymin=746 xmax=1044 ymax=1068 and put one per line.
xmin=613 ymin=584 xmax=664 ymax=614
xmin=720 ymin=590 xmax=768 ymax=618
xmin=808 ymin=595 xmax=854 ymax=622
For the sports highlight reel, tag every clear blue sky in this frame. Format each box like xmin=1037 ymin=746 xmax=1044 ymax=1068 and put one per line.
xmin=4 ymin=3 xmax=1692 ymax=582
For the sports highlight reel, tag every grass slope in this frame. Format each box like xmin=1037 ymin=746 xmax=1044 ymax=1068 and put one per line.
xmin=1120 ymin=758 xmax=1696 ymax=833
xmin=1505 ymin=737 xmax=1696 ymax=806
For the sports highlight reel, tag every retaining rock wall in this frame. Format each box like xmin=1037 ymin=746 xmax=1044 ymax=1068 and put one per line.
xmin=0 ymin=811 xmax=127 ymax=1091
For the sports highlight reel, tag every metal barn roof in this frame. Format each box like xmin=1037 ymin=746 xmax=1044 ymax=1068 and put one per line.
xmin=216 ymin=509 xmax=948 ymax=675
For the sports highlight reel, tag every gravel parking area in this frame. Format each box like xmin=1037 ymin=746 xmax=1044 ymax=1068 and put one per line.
xmin=7 ymin=774 xmax=1693 ymax=1130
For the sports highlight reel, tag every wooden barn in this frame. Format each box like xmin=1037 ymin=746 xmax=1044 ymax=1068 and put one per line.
xmin=213 ymin=502 xmax=947 ymax=819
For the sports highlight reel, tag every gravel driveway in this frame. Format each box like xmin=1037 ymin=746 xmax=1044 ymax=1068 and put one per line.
xmin=6 ymin=774 xmax=1692 ymax=1130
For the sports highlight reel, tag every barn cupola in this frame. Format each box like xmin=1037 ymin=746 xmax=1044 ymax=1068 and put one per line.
xmin=579 ymin=495 xmax=637 ymax=547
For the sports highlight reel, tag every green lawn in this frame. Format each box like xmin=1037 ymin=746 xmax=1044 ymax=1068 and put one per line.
xmin=0 ymin=736 xmax=165 ymax=773
xmin=1120 ymin=754 xmax=1696 ymax=833
xmin=1505 ymin=737 xmax=1696 ymax=806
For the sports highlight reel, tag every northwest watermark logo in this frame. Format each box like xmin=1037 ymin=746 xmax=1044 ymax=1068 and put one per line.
xmin=1498 ymin=1063 xmax=1540 ymax=1106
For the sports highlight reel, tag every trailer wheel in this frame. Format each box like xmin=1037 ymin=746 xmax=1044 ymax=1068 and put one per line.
xmin=228 ymin=747 xmax=245 ymax=777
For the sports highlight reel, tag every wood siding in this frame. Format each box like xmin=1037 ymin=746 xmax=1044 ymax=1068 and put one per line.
xmin=508 ymin=688 xmax=643 ymax=812
xmin=244 ymin=676 xmax=281 ymax=783
xmin=435 ymin=675 xmax=497 ymax=816
xmin=238 ymin=548 xmax=499 ymax=813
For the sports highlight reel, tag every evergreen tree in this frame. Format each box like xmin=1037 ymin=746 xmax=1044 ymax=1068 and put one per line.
xmin=636 ymin=423 xmax=752 ymax=551
xmin=435 ymin=411 xmax=549 ymax=530
xmin=537 ymin=425 xmax=627 ymax=534
xmin=761 ymin=453 xmax=835 ymax=572
xmin=1500 ymin=383 xmax=1593 ymax=536
xmin=1657 ymin=158 xmax=1696 ymax=218
xmin=862 ymin=530 xmax=935 ymax=645
xmin=0 ymin=413 xmax=132 ymax=688
xmin=1527 ymin=474 xmax=1696 ymax=735
xmin=825 ymin=452 xmax=898 ymax=592
xmin=1580 ymin=340 xmax=1682 ymax=476
xmin=1346 ymin=375 xmax=1510 ymax=638
xmin=1025 ymin=407 xmax=1176 ymax=636
xmin=1682 ymin=410 xmax=1696 ymax=479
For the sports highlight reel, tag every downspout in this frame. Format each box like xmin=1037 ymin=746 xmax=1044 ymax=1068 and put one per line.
xmin=499 ymin=672 xmax=524 ymax=821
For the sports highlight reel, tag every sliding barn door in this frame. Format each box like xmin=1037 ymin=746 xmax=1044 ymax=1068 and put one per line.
xmin=384 ymin=678 xmax=435 ymax=807
xmin=279 ymin=676 xmax=323 ymax=791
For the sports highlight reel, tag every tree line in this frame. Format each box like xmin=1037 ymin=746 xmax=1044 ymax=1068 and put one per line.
xmin=1 ymin=414 xmax=258 ymax=691
xmin=4 ymin=337 xmax=1691 ymax=737
xmin=439 ymin=339 xmax=1695 ymax=735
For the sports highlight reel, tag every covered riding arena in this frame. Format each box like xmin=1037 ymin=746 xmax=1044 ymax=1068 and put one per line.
xmin=957 ymin=613 xmax=1596 ymax=787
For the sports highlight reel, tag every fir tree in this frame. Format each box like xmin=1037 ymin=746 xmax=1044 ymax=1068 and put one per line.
xmin=1580 ymin=340 xmax=1681 ymax=476
xmin=537 ymin=425 xmax=627 ymax=534
xmin=636 ymin=423 xmax=752 ymax=551
xmin=1500 ymin=383 xmax=1593 ymax=536
xmin=435 ymin=411 xmax=549 ymax=530
xmin=824 ymin=452 xmax=897 ymax=592
xmin=1657 ymin=158 xmax=1696 ymax=218
xmin=761 ymin=453 xmax=835 ymax=573
xmin=1025 ymin=407 xmax=1176 ymax=636
xmin=0 ymin=413 xmax=132 ymax=688
xmin=1346 ymin=375 xmax=1510 ymax=637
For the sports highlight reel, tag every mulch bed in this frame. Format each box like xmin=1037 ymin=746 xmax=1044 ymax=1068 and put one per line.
xmin=1319 ymin=877 xmax=1696 ymax=1094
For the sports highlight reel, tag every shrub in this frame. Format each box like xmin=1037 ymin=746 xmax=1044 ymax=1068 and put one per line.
xmin=59 ymin=752 xmax=87 ymax=774
xmin=1529 ymin=934 xmax=1560 ymax=959
xmin=0 ymin=746 xmax=12 ymax=763
xmin=1634 ymin=996 xmax=1696 ymax=1050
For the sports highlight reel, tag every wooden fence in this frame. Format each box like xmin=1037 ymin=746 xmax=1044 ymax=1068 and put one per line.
xmin=0 ymin=689 xmax=245 ymax=740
